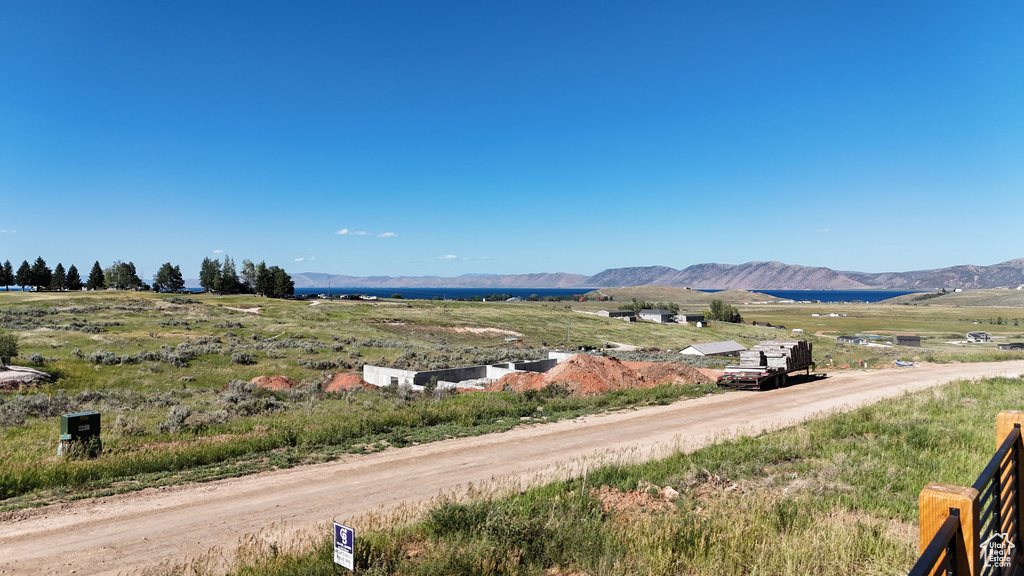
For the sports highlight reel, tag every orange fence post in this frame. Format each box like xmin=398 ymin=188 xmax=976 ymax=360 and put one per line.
xmin=919 ymin=483 xmax=979 ymax=575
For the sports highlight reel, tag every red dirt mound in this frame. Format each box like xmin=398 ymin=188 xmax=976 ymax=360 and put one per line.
xmin=323 ymin=373 xmax=376 ymax=392
xmin=695 ymin=367 xmax=725 ymax=381
xmin=486 ymin=354 xmax=712 ymax=396
xmin=250 ymin=375 xmax=304 ymax=390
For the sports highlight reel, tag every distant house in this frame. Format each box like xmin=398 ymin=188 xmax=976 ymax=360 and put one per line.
xmin=639 ymin=309 xmax=675 ymax=323
xmin=837 ymin=336 xmax=867 ymax=345
xmin=676 ymin=313 xmax=705 ymax=325
xmin=967 ymin=331 xmax=992 ymax=343
xmin=679 ymin=340 xmax=747 ymax=357
xmin=597 ymin=310 xmax=636 ymax=321
xmin=999 ymin=343 xmax=1024 ymax=351
xmin=893 ymin=334 xmax=921 ymax=347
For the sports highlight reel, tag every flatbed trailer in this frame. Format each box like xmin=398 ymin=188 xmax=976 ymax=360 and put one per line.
xmin=716 ymin=363 xmax=816 ymax=390
xmin=717 ymin=339 xmax=816 ymax=390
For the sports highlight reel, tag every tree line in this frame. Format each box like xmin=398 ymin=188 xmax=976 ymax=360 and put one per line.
xmin=0 ymin=255 xmax=293 ymax=298
xmin=196 ymin=256 xmax=294 ymax=298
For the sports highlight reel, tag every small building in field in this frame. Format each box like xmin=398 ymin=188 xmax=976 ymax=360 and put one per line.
xmin=676 ymin=313 xmax=705 ymax=325
xmin=597 ymin=310 xmax=636 ymax=321
xmin=967 ymin=331 xmax=992 ymax=343
xmin=679 ymin=340 xmax=747 ymax=357
xmin=893 ymin=334 xmax=921 ymax=347
xmin=999 ymin=343 xmax=1024 ymax=351
xmin=638 ymin=309 xmax=675 ymax=323
xmin=837 ymin=336 xmax=867 ymax=345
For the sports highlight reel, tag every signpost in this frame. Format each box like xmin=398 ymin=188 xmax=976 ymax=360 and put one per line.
xmin=333 ymin=522 xmax=355 ymax=571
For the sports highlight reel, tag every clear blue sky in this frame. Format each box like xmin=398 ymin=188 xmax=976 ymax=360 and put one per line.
xmin=2 ymin=1 xmax=1022 ymax=279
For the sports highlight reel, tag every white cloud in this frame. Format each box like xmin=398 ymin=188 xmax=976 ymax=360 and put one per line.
xmin=817 ymin=228 xmax=830 ymax=233
xmin=0 ymin=230 xmax=14 ymax=234
xmin=294 ymin=257 xmax=305 ymax=262
xmin=441 ymin=254 xmax=458 ymax=260
xmin=213 ymin=249 xmax=223 ymax=254
xmin=309 ymin=256 xmax=315 ymax=261
xmin=336 ymin=229 xmax=369 ymax=236
xmin=378 ymin=232 xmax=397 ymax=238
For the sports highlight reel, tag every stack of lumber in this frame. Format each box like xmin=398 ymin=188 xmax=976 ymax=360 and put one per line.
xmin=738 ymin=350 xmax=766 ymax=368
xmin=748 ymin=340 xmax=812 ymax=372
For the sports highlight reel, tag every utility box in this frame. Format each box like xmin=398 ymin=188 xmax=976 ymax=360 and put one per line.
xmin=58 ymin=411 xmax=102 ymax=457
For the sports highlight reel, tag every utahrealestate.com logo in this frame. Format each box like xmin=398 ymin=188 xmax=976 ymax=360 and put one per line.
xmin=981 ymin=532 xmax=1015 ymax=568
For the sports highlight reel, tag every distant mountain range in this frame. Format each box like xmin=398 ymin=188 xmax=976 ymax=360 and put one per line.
xmin=292 ymin=258 xmax=1024 ymax=291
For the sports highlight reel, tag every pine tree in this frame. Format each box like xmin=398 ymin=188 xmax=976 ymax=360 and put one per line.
xmin=153 ymin=262 xmax=185 ymax=292
xmin=66 ymin=265 xmax=83 ymax=291
xmin=0 ymin=260 xmax=13 ymax=290
xmin=51 ymin=263 xmax=67 ymax=291
xmin=199 ymin=257 xmax=221 ymax=292
xmin=16 ymin=260 xmax=31 ymax=291
xmin=30 ymin=257 xmax=51 ymax=290
xmin=86 ymin=261 xmax=105 ymax=290
xmin=169 ymin=264 xmax=184 ymax=292
xmin=125 ymin=261 xmax=141 ymax=290
xmin=220 ymin=255 xmax=239 ymax=294
xmin=254 ymin=261 xmax=271 ymax=296
xmin=106 ymin=261 xmax=142 ymax=290
xmin=269 ymin=266 xmax=294 ymax=298
xmin=240 ymin=259 xmax=256 ymax=292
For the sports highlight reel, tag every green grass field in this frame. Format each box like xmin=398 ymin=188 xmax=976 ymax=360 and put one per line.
xmin=194 ymin=374 xmax=1024 ymax=576
xmin=2 ymin=289 xmax=1024 ymax=513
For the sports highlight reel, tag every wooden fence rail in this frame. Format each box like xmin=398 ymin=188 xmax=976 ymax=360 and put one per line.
xmin=910 ymin=411 xmax=1024 ymax=576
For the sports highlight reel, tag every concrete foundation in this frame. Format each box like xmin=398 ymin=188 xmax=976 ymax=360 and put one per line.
xmin=363 ymin=354 xmax=563 ymax=389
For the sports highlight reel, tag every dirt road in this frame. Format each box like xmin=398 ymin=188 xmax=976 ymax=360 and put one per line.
xmin=4 ymin=361 xmax=1024 ymax=575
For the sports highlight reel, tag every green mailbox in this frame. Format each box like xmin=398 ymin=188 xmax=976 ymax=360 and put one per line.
xmin=59 ymin=411 xmax=102 ymax=457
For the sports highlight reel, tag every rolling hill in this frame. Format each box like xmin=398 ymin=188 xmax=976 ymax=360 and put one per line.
xmin=290 ymin=258 xmax=1024 ymax=291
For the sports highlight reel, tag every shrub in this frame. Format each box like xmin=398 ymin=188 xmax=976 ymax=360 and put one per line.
xmin=298 ymin=358 xmax=337 ymax=370
xmin=159 ymin=318 xmax=191 ymax=328
xmin=163 ymin=297 xmax=199 ymax=304
xmin=0 ymin=405 xmax=26 ymax=428
xmin=231 ymin=352 xmax=257 ymax=365
xmin=157 ymin=405 xmax=192 ymax=434
xmin=217 ymin=381 xmax=285 ymax=416
xmin=189 ymin=409 xmax=229 ymax=431
xmin=4 ymin=391 xmax=78 ymax=419
xmin=214 ymin=321 xmax=244 ymax=329
xmin=0 ymin=331 xmax=18 ymax=366
xmin=28 ymin=352 xmax=45 ymax=366
xmin=111 ymin=414 xmax=147 ymax=437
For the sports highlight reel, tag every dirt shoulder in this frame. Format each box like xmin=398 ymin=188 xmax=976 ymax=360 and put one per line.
xmin=4 ymin=360 xmax=1024 ymax=575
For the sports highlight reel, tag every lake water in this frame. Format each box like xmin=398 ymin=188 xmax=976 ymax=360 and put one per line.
xmin=748 ymin=290 xmax=918 ymax=303
xmin=288 ymin=287 xmax=919 ymax=303
xmin=292 ymin=287 xmax=587 ymax=300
